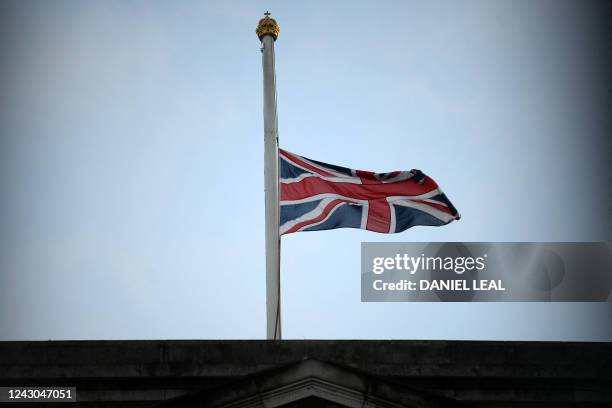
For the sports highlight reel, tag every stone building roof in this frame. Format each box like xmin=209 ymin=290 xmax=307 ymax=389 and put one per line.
xmin=1 ymin=340 xmax=611 ymax=407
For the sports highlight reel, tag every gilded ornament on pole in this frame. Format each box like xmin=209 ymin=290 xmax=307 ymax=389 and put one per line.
xmin=256 ymin=11 xmax=280 ymax=41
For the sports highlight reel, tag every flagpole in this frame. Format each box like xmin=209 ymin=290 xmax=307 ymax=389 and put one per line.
xmin=257 ymin=12 xmax=281 ymax=340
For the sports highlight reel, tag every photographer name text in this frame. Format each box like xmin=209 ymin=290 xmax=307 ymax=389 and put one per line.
xmin=373 ymin=279 xmax=505 ymax=291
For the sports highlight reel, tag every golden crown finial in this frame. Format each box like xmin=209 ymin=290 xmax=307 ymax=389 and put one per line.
xmin=256 ymin=11 xmax=280 ymax=41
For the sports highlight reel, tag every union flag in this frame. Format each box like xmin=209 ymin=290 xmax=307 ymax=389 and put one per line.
xmin=279 ymin=149 xmax=460 ymax=235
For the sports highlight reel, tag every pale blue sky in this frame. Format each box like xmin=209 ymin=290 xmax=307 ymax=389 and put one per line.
xmin=0 ymin=0 xmax=610 ymax=340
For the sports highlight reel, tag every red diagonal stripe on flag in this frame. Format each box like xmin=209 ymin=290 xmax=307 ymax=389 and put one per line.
xmin=284 ymin=199 xmax=346 ymax=234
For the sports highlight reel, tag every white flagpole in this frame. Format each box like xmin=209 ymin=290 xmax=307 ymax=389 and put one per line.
xmin=257 ymin=12 xmax=281 ymax=340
